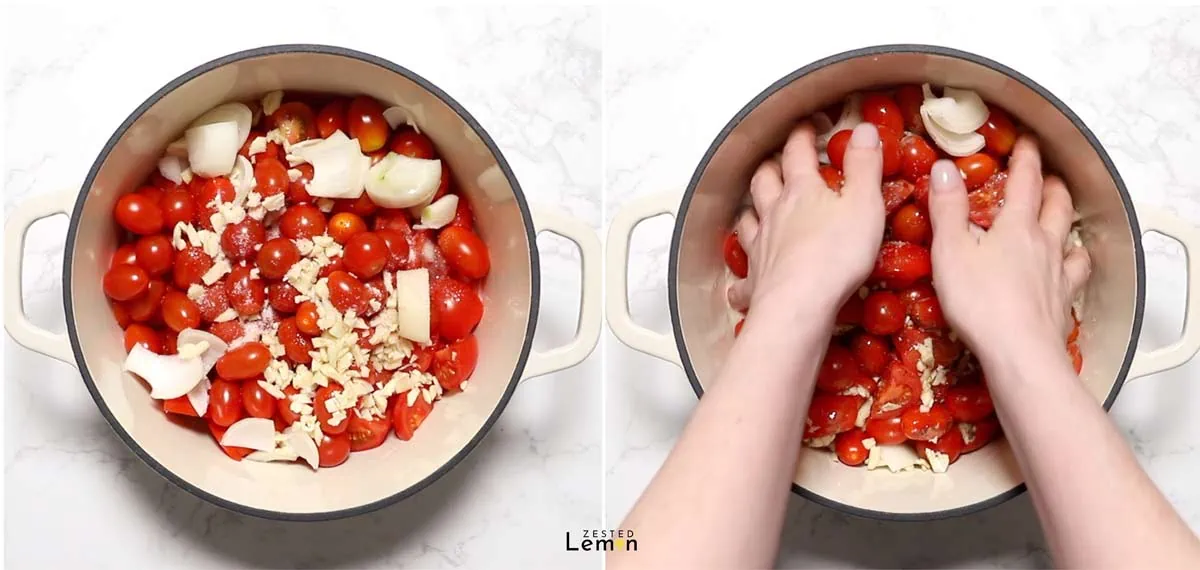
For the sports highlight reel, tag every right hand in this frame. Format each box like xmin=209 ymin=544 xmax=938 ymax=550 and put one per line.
xmin=926 ymin=136 xmax=1090 ymax=364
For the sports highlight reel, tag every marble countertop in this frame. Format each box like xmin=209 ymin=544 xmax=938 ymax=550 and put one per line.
xmin=604 ymin=5 xmax=1200 ymax=569
xmin=4 ymin=3 xmax=600 ymax=568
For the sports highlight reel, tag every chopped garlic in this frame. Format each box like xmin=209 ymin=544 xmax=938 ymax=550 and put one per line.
xmin=805 ymin=434 xmax=836 ymax=448
xmin=213 ymin=308 xmax=238 ymax=323
xmin=925 ymin=448 xmax=951 ymax=473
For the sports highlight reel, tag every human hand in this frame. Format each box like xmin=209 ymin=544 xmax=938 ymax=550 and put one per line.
xmin=728 ymin=122 xmax=884 ymax=321
xmin=927 ymin=136 xmax=1090 ymax=364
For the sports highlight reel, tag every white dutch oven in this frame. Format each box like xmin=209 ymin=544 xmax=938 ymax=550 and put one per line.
xmin=4 ymin=45 xmax=601 ymax=521
xmin=607 ymin=45 xmax=1200 ymax=520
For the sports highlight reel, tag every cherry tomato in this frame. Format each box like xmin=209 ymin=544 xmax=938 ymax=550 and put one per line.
xmin=160 ymin=189 xmax=195 ymax=228
xmin=253 ymin=157 xmax=289 ymax=197
xmin=287 ymin=164 xmax=315 ymax=204
xmin=162 ymin=396 xmax=199 ymax=417
xmin=114 ymin=193 xmax=164 ymax=235
xmin=901 ymin=405 xmax=953 ymax=442
xmin=864 ymin=415 xmax=907 ymax=445
xmin=270 ymin=101 xmax=316 ymax=144
xmin=348 ymin=413 xmax=391 ymax=451
xmin=333 ymin=194 xmax=379 ymax=218
xmin=818 ymin=165 xmax=845 ymax=191
xmin=913 ymin=174 xmax=932 ymax=209
xmin=161 ymin=290 xmax=201 ymax=332
xmin=315 ymin=384 xmax=349 ymax=435
xmin=850 ymin=333 xmax=890 ymax=376
xmin=881 ymin=179 xmax=915 ymax=215
xmin=955 ymin=153 xmax=1000 ymax=190
xmin=134 ymin=235 xmax=174 ymax=277
xmin=961 ymin=417 xmax=1001 ymax=453
xmin=977 ymin=104 xmax=1017 ymax=157
xmin=968 ymin=170 xmax=1008 ymax=229
xmin=1068 ymin=311 xmax=1081 ymax=343
xmin=871 ymin=361 xmax=921 ymax=419
xmin=208 ymin=421 xmax=253 ymax=460
xmin=861 ymin=93 xmax=904 ymax=133
xmin=376 ymin=229 xmax=411 ymax=271
xmin=111 ymin=244 xmax=139 ymax=267
xmin=226 ymin=265 xmax=266 ymax=316
xmin=389 ymin=129 xmax=436 ymax=159
xmin=432 ymin=335 xmax=479 ymax=392
xmin=895 ymin=85 xmax=925 ymax=134
xmin=316 ymin=99 xmax=348 ymax=139
xmin=220 ymin=219 xmax=266 ymax=261
xmin=437 ymin=226 xmax=490 ymax=280
xmin=327 ymin=270 xmax=371 ymax=315
xmin=945 ymin=385 xmax=995 ymax=422
xmin=430 ymin=277 xmax=484 ymax=341
xmin=137 ymin=185 xmax=166 ymax=203
xmin=862 ymin=290 xmax=905 ymax=335
xmin=431 ymin=163 xmax=453 ymax=202
xmin=207 ymin=320 xmax=244 ymax=344
xmin=124 ymin=324 xmax=163 ymax=354
xmin=899 ymin=134 xmax=937 ymax=183
xmin=317 ymin=432 xmax=351 ymax=468
xmin=836 ymin=294 xmax=863 ymax=326
xmin=277 ymin=318 xmax=313 ymax=365
xmin=1068 ymin=342 xmax=1083 ymax=374
xmin=827 ymin=130 xmax=853 ymax=171
xmin=411 ymin=344 xmax=435 ymax=372
xmin=195 ymin=284 xmax=230 ymax=322
xmin=192 ymin=177 xmax=235 ymax=230
xmin=878 ymin=126 xmax=902 ymax=177
xmin=804 ymin=394 xmax=863 ymax=438
xmin=328 ymin=212 xmax=367 ymax=244
xmin=347 ymin=96 xmax=389 ymax=152
xmin=723 ymin=231 xmax=749 ymax=279
xmin=909 ymin=293 xmax=945 ymax=330
xmin=124 ymin=280 xmax=166 ymax=322
xmin=172 ymin=246 xmax=213 ymax=290
xmin=895 ymin=327 xmax=961 ymax=370
xmin=914 ymin=425 xmax=965 ymax=464
xmin=111 ymin=301 xmax=133 ymax=328
xmin=215 ymin=342 xmax=272 ymax=380
xmin=209 ymin=380 xmax=244 ymax=427
xmin=295 ymin=301 xmax=322 ymax=336
xmin=391 ymin=393 xmax=434 ymax=440
xmin=890 ymin=203 xmax=931 ymax=244
xmin=103 ymin=264 xmax=150 ymax=301
xmin=834 ymin=429 xmax=871 ymax=466
xmin=734 ymin=319 xmax=745 ymax=337
xmin=816 ymin=344 xmax=862 ymax=392
xmin=268 ymin=282 xmax=300 ymax=314
xmin=451 ymin=196 xmax=474 ymax=229
xmin=343 ymin=232 xmax=388 ymax=279
xmin=362 ymin=277 xmax=387 ymax=319
xmin=280 ymin=204 xmax=326 ymax=239
xmin=256 ymin=237 xmax=300 ymax=280
xmin=871 ymin=241 xmax=931 ymax=288
xmin=276 ymin=386 xmax=301 ymax=425
xmin=242 ymin=382 xmax=275 ymax=419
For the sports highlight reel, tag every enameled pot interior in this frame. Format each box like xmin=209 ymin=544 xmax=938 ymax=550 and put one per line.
xmin=674 ymin=50 xmax=1139 ymax=516
xmin=67 ymin=49 xmax=534 ymax=517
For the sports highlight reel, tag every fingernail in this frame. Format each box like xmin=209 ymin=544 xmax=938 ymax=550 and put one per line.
xmin=849 ymin=123 xmax=879 ymax=149
xmin=931 ymin=160 xmax=959 ymax=193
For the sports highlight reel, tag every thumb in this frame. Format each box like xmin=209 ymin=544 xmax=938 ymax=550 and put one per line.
xmin=928 ymin=160 xmax=970 ymax=241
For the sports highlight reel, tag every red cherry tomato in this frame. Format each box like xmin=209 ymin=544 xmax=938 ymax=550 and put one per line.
xmin=114 ymin=194 xmax=164 ymax=235
xmin=103 ymin=264 xmax=150 ymax=301
xmin=315 ymin=384 xmax=349 ymax=435
xmin=391 ymin=393 xmax=434 ymax=440
xmin=160 ymin=189 xmax=195 ymax=228
xmin=256 ymin=237 xmax=300 ymax=280
xmin=280 ymin=204 xmax=327 ymax=239
xmin=871 ymin=361 xmax=921 ymax=419
xmin=209 ymin=380 xmax=244 ymax=427
xmin=192 ymin=177 xmax=235 ymax=230
xmin=242 ymin=382 xmax=275 ymax=419
xmin=836 ymin=294 xmax=863 ymax=326
xmin=267 ymin=282 xmax=300 ymax=314
xmin=861 ymin=93 xmax=904 ymax=133
xmin=734 ymin=319 xmax=745 ymax=337
xmin=945 ymin=385 xmax=995 ymax=422
xmin=317 ymin=432 xmax=351 ymax=467
xmin=871 ymin=241 xmax=932 ymax=288
xmin=343 ymin=232 xmax=388 ymax=279
xmin=834 ymin=428 xmax=872 ymax=466
xmin=162 ymin=396 xmax=199 ymax=417
xmin=881 ymin=179 xmax=915 ymax=215
xmin=161 ymin=290 xmax=201 ymax=332
xmin=977 ymin=104 xmax=1017 ymax=157
xmin=376 ymin=229 xmax=411 ymax=271
xmin=124 ymin=324 xmax=163 ymax=354
xmin=955 ymin=153 xmax=1000 ymax=190
xmin=134 ymin=235 xmax=174 ymax=277
xmin=910 ymin=294 xmax=946 ymax=330
xmin=327 ymin=270 xmax=371 ymax=315
xmin=895 ymin=85 xmax=925 ymax=134
xmin=207 ymin=320 xmax=243 ymax=344
xmin=348 ymin=413 xmax=391 ymax=451
xmin=347 ymin=96 xmax=389 ymax=153
xmin=816 ymin=344 xmax=862 ymax=392
xmin=215 ymin=342 xmax=271 ymax=380
xmin=333 ymin=194 xmax=380 ymax=218
xmin=827 ymin=130 xmax=853 ymax=171
xmin=864 ymin=415 xmax=907 ymax=445
xmin=430 ymin=278 xmax=484 ymax=341
xmin=287 ymin=164 xmax=315 ymax=204
xmin=316 ymin=99 xmax=348 ymax=140
xmin=862 ymin=290 xmax=905 ymax=335
xmin=124 ymin=280 xmax=166 ymax=322
xmin=961 ymin=417 xmax=1001 ymax=453
xmin=328 ymin=212 xmax=368 ymax=244
xmin=890 ymin=203 xmax=931 ymax=244
xmin=723 ymin=231 xmax=749 ymax=279
xmin=253 ymin=157 xmax=289 ymax=197
xmin=295 ymin=301 xmax=322 ymax=336
xmin=818 ymin=165 xmax=845 ymax=191
xmin=172 ymin=246 xmax=214 ymax=290
xmin=451 ymin=196 xmax=474 ymax=229
xmin=275 ymin=386 xmax=300 ymax=425
xmin=111 ymin=244 xmax=139 ymax=268
xmin=914 ymin=424 xmax=965 ymax=464
xmin=901 ymin=405 xmax=953 ymax=442
xmin=1068 ymin=342 xmax=1083 ymax=374
xmin=804 ymin=394 xmax=863 ymax=439
xmin=195 ymin=284 xmax=230 ymax=323
xmin=389 ymin=129 xmax=436 ymax=159
xmin=220 ymin=219 xmax=266 ymax=261
xmin=437 ymin=226 xmax=490 ymax=280
xmin=270 ymin=102 xmax=316 ymax=144
xmin=877 ymin=126 xmax=903 ymax=178
xmin=850 ymin=333 xmax=890 ymax=376
xmin=277 ymin=317 xmax=313 ymax=365
xmin=433 ymin=335 xmax=479 ymax=392
xmin=894 ymin=327 xmax=961 ymax=370
xmin=968 ymin=171 xmax=1007 ymax=229
xmin=111 ymin=301 xmax=132 ymax=328
xmin=225 ymin=265 xmax=266 ymax=316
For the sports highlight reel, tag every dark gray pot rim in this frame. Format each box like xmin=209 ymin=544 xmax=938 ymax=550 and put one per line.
xmin=62 ymin=44 xmax=539 ymax=522
xmin=667 ymin=43 xmax=1143 ymax=521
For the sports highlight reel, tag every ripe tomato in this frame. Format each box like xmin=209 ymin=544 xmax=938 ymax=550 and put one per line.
xmin=215 ymin=342 xmax=271 ymax=380
xmin=270 ymin=101 xmax=316 ymax=144
xmin=314 ymin=384 xmax=349 ymax=435
xmin=411 ymin=230 xmax=449 ymax=277
xmin=376 ymin=229 xmax=411 ymax=271
xmin=277 ymin=386 xmax=300 ymax=425
xmin=864 ymin=415 xmax=907 ymax=445
xmin=913 ymin=174 xmax=931 ymax=209
xmin=438 ymin=226 xmax=490 ymax=280
xmin=195 ymin=284 xmax=230 ymax=322
xmin=295 ymin=301 xmax=322 ymax=336
xmin=347 ymin=96 xmax=389 ymax=152
xmin=343 ymin=232 xmax=388 ymax=279
xmin=317 ymin=432 xmax=351 ymax=467
xmin=316 ymin=99 xmax=348 ymax=139
xmin=961 ymin=417 xmax=1001 ymax=453
xmin=267 ymin=282 xmax=300 ymax=314
xmin=871 ymin=241 xmax=931 ymax=288
xmin=225 ymin=265 xmax=266 ymax=316
xmin=804 ymin=394 xmax=863 ymax=438
xmin=871 ymin=361 xmax=921 ymax=419
xmin=816 ymin=344 xmax=862 ymax=392
xmin=253 ymin=157 xmax=289 ymax=197
xmin=277 ymin=318 xmax=313 ymax=365
xmin=861 ymin=93 xmax=904 ymax=133
xmin=895 ymin=327 xmax=961 ymax=370
xmin=818 ymin=165 xmax=845 ymax=191
xmin=955 ymin=153 xmax=1000 ymax=190
xmin=430 ymin=277 xmax=484 ymax=341
xmin=968 ymin=171 xmax=1007 ymax=229
xmin=1068 ymin=312 xmax=1081 ymax=343
xmin=220 ymin=219 xmax=266 ymax=261
xmin=451 ymin=195 xmax=474 ymax=229
xmin=328 ymin=212 xmax=367 ymax=244
xmin=207 ymin=320 xmax=243 ymax=344
xmin=111 ymin=244 xmax=139 ymax=267
xmin=723 ymin=231 xmax=749 ymax=279
xmin=826 ymin=129 xmax=852 ymax=171
xmin=173 ymin=246 xmax=213 ymax=289
xmin=280 ymin=204 xmax=327 ymax=239
xmin=850 ymin=333 xmax=890 ymax=376
xmin=160 ymin=189 xmax=195 ymax=228
xmin=124 ymin=280 xmax=165 ymax=322
xmin=862 ymin=291 xmax=905 ymax=335
xmin=162 ymin=396 xmax=199 ymax=417
xmin=391 ymin=393 xmax=434 ymax=440
xmin=836 ymin=294 xmax=863 ymax=326
xmin=242 ymin=382 xmax=275 ymax=419
xmin=881 ymin=179 xmax=915 ymax=215
xmin=389 ymin=129 xmax=436 ymax=159
xmin=914 ymin=424 xmax=965 ymax=464
xmin=348 ymin=413 xmax=391 ymax=451
xmin=103 ymin=264 xmax=150 ymax=301
xmin=910 ymin=294 xmax=945 ymax=329
xmin=977 ymin=104 xmax=1017 ymax=157
xmin=134 ymin=235 xmax=174 ymax=277
xmin=878 ymin=126 xmax=902 ymax=177
xmin=124 ymin=324 xmax=163 ymax=354
xmin=1068 ymin=342 xmax=1083 ymax=374
xmin=256 ymin=237 xmax=300 ymax=280
xmin=898 ymin=134 xmax=936 ymax=183
xmin=114 ymin=193 xmax=164 ymax=235
xmin=192 ymin=177 xmax=235 ymax=230
xmin=945 ymin=385 xmax=994 ymax=422
xmin=209 ymin=380 xmax=244 ymax=427
xmin=433 ymin=335 xmax=479 ymax=392
xmin=834 ymin=428 xmax=871 ymax=466
xmin=111 ymin=301 xmax=132 ymax=328
xmin=327 ymin=270 xmax=371 ymax=315
xmin=333 ymin=194 xmax=380 ymax=218
xmin=901 ymin=405 xmax=953 ymax=441
xmin=287 ymin=164 xmax=315 ymax=204
xmin=161 ymin=290 xmax=201 ymax=332
xmin=208 ymin=421 xmax=253 ymax=460
xmin=890 ymin=203 xmax=931 ymax=244
xmin=895 ymin=85 xmax=925 ymax=134
xmin=362 ymin=278 xmax=387 ymax=319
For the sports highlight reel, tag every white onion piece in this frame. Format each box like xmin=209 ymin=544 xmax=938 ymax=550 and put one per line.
xmin=185 ymin=120 xmax=241 ymax=177
xmin=289 ymin=131 xmax=370 ymax=199
xmin=382 ymin=106 xmax=420 ymax=133
xmin=220 ymin=418 xmax=277 ymax=451
xmin=123 ymin=345 xmax=206 ymax=400
xmin=230 ymin=155 xmax=256 ymax=198
xmin=921 ymin=105 xmax=986 ymax=157
xmin=177 ymin=328 xmax=228 ymax=374
xmin=261 ymin=91 xmax=283 ymax=117
xmin=286 ymin=429 xmax=320 ymax=470
xmin=816 ymin=93 xmax=863 ymax=153
xmin=414 ymin=195 xmax=459 ymax=230
xmin=165 ymin=137 xmax=189 ymax=157
xmin=394 ymin=268 xmax=431 ymax=344
xmin=246 ymin=447 xmax=300 ymax=463
xmin=365 ymin=152 xmax=441 ymax=208
xmin=192 ymin=102 xmax=253 ymax=147
xmin=920 ymin=84 xmax=989 ymax=134
xmin=186 ymin=378 xmax=211 ymax=417
xmin=247 ymin=136 xmax=267 ymax=156
xmin=157 ymin=155 xmax=187 ymax=185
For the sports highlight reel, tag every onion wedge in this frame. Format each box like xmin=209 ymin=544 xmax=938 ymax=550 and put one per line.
xmin=123 ymin=345 xmax=206 ymax=400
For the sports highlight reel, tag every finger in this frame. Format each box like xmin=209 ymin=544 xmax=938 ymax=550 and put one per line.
xmin=780 ymin=122 xmax=822 ymax=187
xmin=998 ymin=135 xmax=1044 ymax=223
xmin=734 ymin=209 xmax=759 ymax=250
xmin=1038 ymin=175 xmax=1074 ymax=246
xmin=841 ymin=123 xmax=884 ymax=204
xmin=928 ymin=159 xmax=970 ymax=241
xmin=728 ymin=279 xmax=752 ymax=312
xmin=750 ymin=159 xmax=784 ymax=215
xmin=1064 ymin=245 xmax=1091 ymax=299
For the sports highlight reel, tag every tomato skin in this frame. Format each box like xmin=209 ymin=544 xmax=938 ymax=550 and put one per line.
xmin=267 ymin=282 xmax=300 ymax=314
xmin=270 ymin=102 xmax=316 ymax=144
xmin=910 ymin=294 xmax=945 ymax=329
xmin=343 ymin=232 xmax=388 ymax=279
xmin=316 ymin=99 xmax=348 ymax=139
xmin=287 ymin=163 xmax=315 ymax=204
xmin=242 ymin=382 xmax=275 ymax=419
xmin=734 ymin=319 xmax=745 ymax=337
xmin=834 ymin=428 xmax=872 ymax=466
xmin=723 ymin=232 xmax=749 ymax=279
xmin=215 ymin=342 xmax=272 ymax=380
xmin=827 ymin=130 xmax=853 ymax=171
xmin=277 ymin=318 xmax=313 ymax=365
xmin=433 ymin=335 xmax=479 ymax=392
xmin=314 ymin=384 xmax=349 ymax=435
xmin=955 ymin=153 xmax=1000 ymax=190
xmin=347 ymin=96 xmax=389 ymax=152
xmin=805 ymin=394 xmax=863 ymax=438
xmin=134 ymin=235 xmax=174 ymax=277
xmin=317 ymin=432 xmax=352 ymax=467
xmin=277 ymin=386 xmax=301 ymax=425
xmin=225 ymin=265 xmax=267 ymax=316
xmin=1068 ymin=342 xmax=1083 ymax=374
xmin=437 ymin=226 xmax=490 ymax=280
xmin=327 ymin=270 xmax=371 ymax=315
xmin=328 ymin=212 xmax=367 ymax=244
xmin=862 ymin=290 xmax=906 ymax=335
xmin=124 ymin=280 xmax=166 ymax=322
xmin=391 ymin=393 xmax=434 ymax=440
xmin=124 ymin=324 xmax=163 ymax=354
xmin=389 ymin=129 xmax=436 ymax=159
xmin=977 ymin=104 xmax=1017 ymax=157
xmin=103 ymin=264 xmax=150 ymax=301
xmin=890 ymin=203 xmax=931 ymax=245
xmin=850 ymin=333 xmax=890 ymax=376
xmin=256 ymin=237 xmax=300 ymax=280
xmin=111 ymin=301 xmax=133 ymax=327
xmin=961 ymin=417 xmax=1001 ymax=453
xmin=295 ymin=301 xmax=322 ymax=336
xmin=114 ymin=193 xmax=164 ymax=235
xmin=895 ymin=85 xmax=925 ymax=134
xmin=881 ymin=179 xmax=915 ymax=215
xmin=253 ymin=157 xmax=289 ymax=197
xmin=207 ymin=320 xmax=244 ymax=344
xmin=871 ymin=361 xmax=921 ymax=419
xmin=160 ymin=189 xmax=195 ymax=229
xmin=968 ymin=171 xmax=1007 ymax=229
xmin=111 ymin=244 xmax=139 ymax=268
xmin=195 ymin=284 xmax=230 ymax=322
xmin=280 ymin=204 xmax=327 ymax=239
xmin=861 ymin=93 xmax=904 ymax=132
xmin=451 ymin=196 xmax=474 ymax=229
xmin=161 ymin=290 xmax=202 ymax=332
xmin=945 ymin=385 xmax=995 ymax=422
xmin=864 ymin=415 xmax=907 ymax=445
xmin=221 ymin=219 xmax=266 ymax=261
xmin=878 ymin=126 xmax=903 ymax=177
xmin=836 ymin=294 xmax=863 ymax=326
xmin=348 ymin=413 xmax=391 ymax=451
xmin=163 ymin=396 xmax=199 ymax=417
xmin=816 ymin=344 xmax=862 ymax=392
xmin=914 ymin=425 xmax=965 ymax=464
xmin=173 ymin=246 xmax=214 ymax=290
xmin=376 ymin=229 xmax=411 ymax=271
xmin=209 ymin=380 xmax=244 ymax=427
xmin=871 ymin=241 xmax=932 ymax=288
xmin=430 ymin=278 xmax=484 ymax=341
xmin=901 ymin=405 xmax=953 ymax=441
xmin=899 ymin=134 xmax=937 ymax=183
xmin=818 ymin=165 xmax=845 ymax=191
xmin=192 ymin=177 xmax=235 ymax=230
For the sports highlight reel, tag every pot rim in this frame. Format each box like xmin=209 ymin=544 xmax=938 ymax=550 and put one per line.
xmin=668 ymin=43 xmax=1145 ymax=521
xmin=62 ymin=44 xmax=540 ymax=521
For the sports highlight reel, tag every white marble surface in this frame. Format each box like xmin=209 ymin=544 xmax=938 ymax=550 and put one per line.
xmin=605 ymin=5 xmax=1200 ymax=568
xmin=4 ymin=2 xmax=600 ymax=568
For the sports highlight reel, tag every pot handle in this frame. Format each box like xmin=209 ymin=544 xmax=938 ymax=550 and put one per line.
xmin=1128 ymin=205 xmax=1200 ymax=379
xmin=606 ymin=191 xmax=682 ymax=366
xmin=4 ymin=189 xmax=78 ymax=367
xmin=520 ymin=207 xmax=602 ymax=381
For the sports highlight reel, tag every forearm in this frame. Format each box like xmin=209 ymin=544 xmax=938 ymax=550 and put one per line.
xmin=612 ymin=297 xmax=832 ymax=569
xmin=982 ymin=344 xmax=1200 ymax=569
